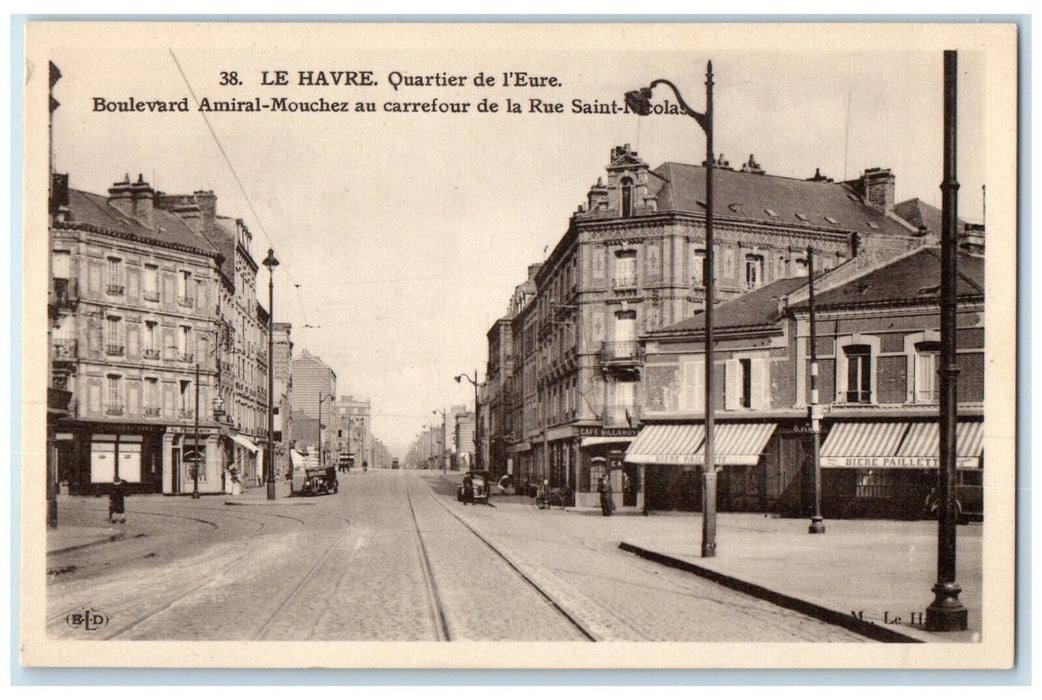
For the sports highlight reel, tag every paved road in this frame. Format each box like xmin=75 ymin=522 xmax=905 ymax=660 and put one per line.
xmin=47 ymin=470 xmax=868 ymax=642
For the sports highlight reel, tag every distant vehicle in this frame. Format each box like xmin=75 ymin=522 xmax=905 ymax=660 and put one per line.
xmin=457 ymin=471 xmax=490 ymax=505
xmin=391 ymin=458 xmax=400 ymax=470
xmin=925 ymin=483 xmax=982 ymax=524
xmin=301 ymin=466 xmax=338 ymax=496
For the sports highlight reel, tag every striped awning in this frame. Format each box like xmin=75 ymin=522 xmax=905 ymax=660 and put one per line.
xmin=896 ymin=421 xmax=984 ymax=469
xmin=693 ymin=423 xmax=777 ymax=466
xmin=625 ymin=424 xmax=705 ymax=465
xmin=232 ymin=433 xmax=260 ymax=453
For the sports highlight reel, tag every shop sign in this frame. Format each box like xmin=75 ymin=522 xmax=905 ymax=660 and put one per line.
xmin=578 ymin=427 xmax=638 ymax=437
xmin=821 ymin=456 xmax=980 ymax=469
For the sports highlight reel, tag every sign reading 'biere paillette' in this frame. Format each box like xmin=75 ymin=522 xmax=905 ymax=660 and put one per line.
xmin=821 ymin=456 xmax=980 ymax=469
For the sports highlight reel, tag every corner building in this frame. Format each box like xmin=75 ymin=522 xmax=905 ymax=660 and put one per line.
xmin=505 ymin=145 xmax=927 ymax=510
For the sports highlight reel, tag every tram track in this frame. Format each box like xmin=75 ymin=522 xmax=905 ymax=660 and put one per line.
xmin=404 ymin=476 xmax=596 ymax=642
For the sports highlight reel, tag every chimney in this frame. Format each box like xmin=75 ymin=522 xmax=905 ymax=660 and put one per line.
xmin=740 ymin=154 xmax=765 ymax=175
xmin=173 ymin=202 xmax=204 ymax=233
xmin=807 ymin=167 xmax=833 ymax=183
xmin=107 ymin=173 xmax=134 ymax=218
xmin=129 ymin=173 xmax=155 ymax=229
xmin=193 ymin=190 xmax=217 ymax=225
xmin=860 ymin=167 xmax=895 ymax=212
xmin=586 ymin=176 xmax=609 ymax=212
xmin=527 ymin=263 xmax=543 ymax=281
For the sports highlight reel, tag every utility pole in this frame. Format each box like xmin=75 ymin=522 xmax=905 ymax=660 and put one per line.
xmin=808 ymin=248 xmax=824 ymax=533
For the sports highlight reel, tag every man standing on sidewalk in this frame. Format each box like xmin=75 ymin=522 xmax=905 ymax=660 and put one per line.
xmin=598 ymin=475 xmax=614 ymax=517
xmin=108 ymin=476 xmax=127 ymax=524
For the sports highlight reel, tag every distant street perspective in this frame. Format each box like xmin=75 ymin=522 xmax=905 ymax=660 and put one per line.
xmin=48 ymin=469 xmax=874 ymax=642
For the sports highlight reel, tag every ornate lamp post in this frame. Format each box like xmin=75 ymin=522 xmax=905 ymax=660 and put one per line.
xmin=455 ymin=371 xmax=481 ymax=471
xmin=626 ymin=61 xmax=718 ymax=557
xmin=262 ymin=248 xmax=279 ymax=501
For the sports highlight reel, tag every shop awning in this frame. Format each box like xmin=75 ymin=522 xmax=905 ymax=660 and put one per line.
xmin=895 ymin=421 xmax=983 ymax=469
xmin=232 ymin=433 xmax=260 ymax=453
xmin=693 ymin=423 xmax=777 ymax=466
xmin=580 ymin=436 xmax=635 ymax=447
xmin=625 ymin=424 xmax=705 ymax=465
xmin=820 ymin=421 xmax=907 ymax=468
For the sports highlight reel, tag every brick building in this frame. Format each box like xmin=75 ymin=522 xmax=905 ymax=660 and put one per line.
xmin=633 ymin=246 xmax=985 ymax=519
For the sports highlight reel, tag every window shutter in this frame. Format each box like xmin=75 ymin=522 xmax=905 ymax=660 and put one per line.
xmin=750 ymin=358 xmax=766 ymax=409
xmin=725 ymin=359 xmax=741 ymax=411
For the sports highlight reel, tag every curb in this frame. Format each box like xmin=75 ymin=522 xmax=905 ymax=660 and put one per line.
xmin=223 ymin=500 xmax=314 ymax=507
xmin=618 ymin=541 xmax=923 ymax=644
xmin=48 ymin=532 xmax=126 ymax=556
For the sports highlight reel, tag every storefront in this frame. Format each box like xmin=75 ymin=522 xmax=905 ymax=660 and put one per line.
xmin=575 ymin=428 xmax=638 ymax=510
xmin=56 ymin=424 xmax=164 ymax=495
xmin=819 ymin=419 xmax=984 ymax=519
xmin=625 ymin=422 xmax=777 ymax=513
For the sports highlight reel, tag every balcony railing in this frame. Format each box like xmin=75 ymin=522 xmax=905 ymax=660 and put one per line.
xmin=600 ymin=340 xmax=641 ymax=363
xmin=612 ymin=274 xmax=638 ymax=289
xmin=178 ymin=408 xmax=195 ymax=419
xmin=178 ymin=352 xmax=194 ymax=363
xmin=142 ymin=289 xmax=160 ymax=302
xmin=142 ymin=348 xmax=161 ymax=360
xmin=143 ymin=406 xmax=161 ymax=417
xmin=105 ymin=404 xmax=125 ymax=416
xmin=105 ymin=344 xmax=125 ymax=356
xmin=177 ymin=295 xmax=195 ymax=308
xmin=52 ymin=339 xmax=77 ymax=361
xmin=106 ymin=283 xmax=125 ymax=296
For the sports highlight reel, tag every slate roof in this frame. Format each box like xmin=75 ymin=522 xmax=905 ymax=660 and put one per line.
xmin=891 ymin=198 xmax=969 ymax=236
xmin=648 ymin=162 xmax=914 ymax=238
xmin=650 ymin=276 xmax=809 ymax=336
xmin=63 ymin=189 xmax=220 ymax=257
xmin=791 ymin=247 xmax=984 ymax=310
xmin=198 ymin=216 xmax=238 ymax=287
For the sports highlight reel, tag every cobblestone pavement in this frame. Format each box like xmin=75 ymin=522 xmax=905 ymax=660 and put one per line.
xmin=47 ymin=471 xmax=868 ymax=642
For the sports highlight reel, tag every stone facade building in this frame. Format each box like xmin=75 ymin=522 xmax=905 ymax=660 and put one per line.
xmin=330 ymin=396 xmax=371 ymax=469
xmin=499 ymin=145 xmax=930 ymax=509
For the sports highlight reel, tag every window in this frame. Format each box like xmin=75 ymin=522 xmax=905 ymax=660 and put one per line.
xmin=106 ymin=375 xmax=122 ymax=415
xmin=104 ymin=316 xmax=123 ymax=355
xmin=179 ymin=380 xmax=193 ymax=415
xmin=740 ymin=358 xmax=753 ymax=408
xmin=621 ymin=177 xmax=633 ymax=218
xmin=914 ymin=341 xmax=941 ymax=403
xmin=794 ymin=258 xmax=809 ymax=277
xmin=106 ymin=257 xmax=124 ymax=295
xmin=855 ymin=470 xmax=893 ymax=499
xmin=179 ymin=326 xmax=192 ymax=360
xmin=691 ymin=247 xmax=705 ymax=286
xmin=143 ymin=321 xmax=159 ymax=358
xmin=143 ymin=264 xmax=159 ymax=301
xmin=178 ymin=270 xmax=193 ymax=307
xmin=745 ymin=254 xmax=765 ymax=290
xmin=613 ymin=250 xmax=637 ymax=288
xmin=144 ymin=378 xmax=159 ymax=416
xmin=844 ymin=345 xmax=872 ymax=403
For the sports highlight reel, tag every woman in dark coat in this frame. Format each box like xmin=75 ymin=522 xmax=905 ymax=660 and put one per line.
xmin=598 ymin=475 xmax=614 ymax=517
xmin=109 ymin=476 xmax=127 ymax=524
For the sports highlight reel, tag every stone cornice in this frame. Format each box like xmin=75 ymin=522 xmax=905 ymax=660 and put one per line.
xmin=55 ymin=221 xmax=221 ymax=262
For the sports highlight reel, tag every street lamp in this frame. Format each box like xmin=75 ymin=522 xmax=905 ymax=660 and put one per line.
xmin=455 ymin=370 xmax=481 ymax=471
xmin=262 ymin=248 xmax=279 ymax=501
xmin=808 ymin=248 xmax=825 ymax=533
xmin=434 ymin=408 xmax=448 ymax=473
xmin=626 ymin=61 xmax=718 ymax=557
xmin=318 ymin=393 xmax=335 ymax=467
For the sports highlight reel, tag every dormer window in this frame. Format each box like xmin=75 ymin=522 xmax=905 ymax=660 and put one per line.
xmin=764 ymin=208 xmax=778 ymax=218
xmin=795 ymin=212 xmax=809 ymax=222
xmin=867 ymin=222 xmax=880 ymax=230
xmin=621 ymin=177 xmax=633 ymax=218
xmin=824 ymin=216 xmax=839 ymax=225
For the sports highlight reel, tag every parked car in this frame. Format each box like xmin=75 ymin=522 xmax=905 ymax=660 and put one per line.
xmin=924 ymin=484 xmax=983 ymax=524
xmin=457 ymin=471 xmax=490 ymax=505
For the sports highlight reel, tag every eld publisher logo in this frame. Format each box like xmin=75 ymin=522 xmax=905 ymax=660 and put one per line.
xmin=64 ymin=608 xmax=109 ymax=632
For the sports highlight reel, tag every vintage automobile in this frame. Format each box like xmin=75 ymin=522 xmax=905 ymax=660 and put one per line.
xmin=301 ymin=466 xmax=338 ymax=496
xmin=925 ymin=483 xmax=982 ymax=524
xmin=457 ymin=470 xmax=490 ymax=505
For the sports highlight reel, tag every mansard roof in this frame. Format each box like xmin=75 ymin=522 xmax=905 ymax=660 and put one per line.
xmin=651 ymin=276 xmax=808 ymax=337
xmin=62 ymin=188 xmax=220 ymax=258
xmin=649 ymin=162 xmax=914 ymax=238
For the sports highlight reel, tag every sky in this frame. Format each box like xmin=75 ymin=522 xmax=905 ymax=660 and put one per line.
xmin=38 ymin=23 xmax=999 ymax=458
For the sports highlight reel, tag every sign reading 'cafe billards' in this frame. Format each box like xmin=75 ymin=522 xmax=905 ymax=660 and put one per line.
xmin=821 ymin=456 xmax=980 ymax=469
xmin=578 ymin=427 xmax=639 ymax=437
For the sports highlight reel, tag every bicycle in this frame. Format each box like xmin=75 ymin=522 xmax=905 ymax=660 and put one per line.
xmin=537 ymin=485 xmax=570 ymax=510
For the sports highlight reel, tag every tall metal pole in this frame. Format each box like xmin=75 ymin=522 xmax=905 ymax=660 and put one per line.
xmin=808 ymin=248 xmax=824 ymax=533
xmin=926 ymin=50 xmax=968 ymax=631
xmin=193 ymin=361 xmax=201 ymax=498
xmin=701 ymin=61 xmax=717 ymax=558
xmin=264 ymin=249 xmax=278 ymax=501
xmin=473 ymin=368 xmax=481 ymax=471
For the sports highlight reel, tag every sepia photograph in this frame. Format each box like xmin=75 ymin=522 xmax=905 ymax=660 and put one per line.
xmin=19 ymin=21 xmax=1018 ymax=669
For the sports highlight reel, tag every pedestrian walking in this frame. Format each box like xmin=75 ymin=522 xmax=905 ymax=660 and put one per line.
xmin=108 ymin=475 xmax=127 ymax=524
xmin=598 ymin=474 xmax=614 ymax=517
xmin=462 ymin=474 xmax=474 ymax=505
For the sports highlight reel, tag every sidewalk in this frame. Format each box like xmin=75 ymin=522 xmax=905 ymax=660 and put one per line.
xmin=619 ymin=512 xmax=982 ymax=643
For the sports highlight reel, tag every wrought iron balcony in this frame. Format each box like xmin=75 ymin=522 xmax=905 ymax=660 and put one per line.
xmin=612 ymin=274 xmax=638 ymax=289
xmin=177 ymin=295 xmax=195 ymax=308
xmin=142 ymin=289 xmax=160 ymax=302
xmin=104 ymin=344 xmax=124 ymax=356
xmin=106 ymin=283 xmax=125 ymax=296
xmin=52 ymin=339 xmax=77 ymax=361
xmin=105 ymin=404 xmax=125 ymax=416
xmin=47 ymin=388 xmax=73 ymax=412
xmin=178 ymin=408 xmax=195 ymax=419
xmin=178 ymin=352 xmax=194 ymax=363
xmin=142 ymin=348 xmax=161 ymax=360
xmin=143 ymin=406 xmax=161 ymax=417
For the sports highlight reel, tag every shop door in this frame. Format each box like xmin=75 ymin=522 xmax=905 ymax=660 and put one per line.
xmin=623 ymin=463 xmax=639 ymax=507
